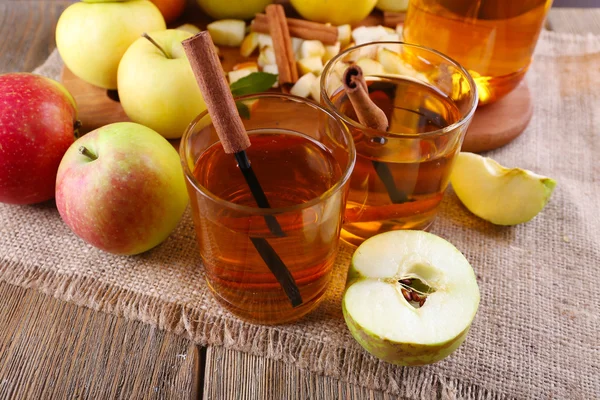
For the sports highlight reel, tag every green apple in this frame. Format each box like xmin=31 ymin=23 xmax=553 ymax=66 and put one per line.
xmin=450 ymin=152 xmax=556 ymax=225
xmin=376 ymin=0 xmax=409 ymax=12
xmin=56 ymin=0 xmax=166 ymax=89
xmin=55 ymin=122 xmax=188 ymax=255
xmin=343 ymin=230 xmax=480 ymax=366
xmin=196 ymin=0 xmax=274 ymax=20
xmin=117 ymin=30 xmax=206 ymax=139
xmin=290 ymin=0 xmax=377 ymax=25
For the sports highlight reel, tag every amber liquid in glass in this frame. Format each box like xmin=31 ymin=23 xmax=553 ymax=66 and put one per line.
xmin=404 ymin=0 xmax=552 ymax=104
xmin=331 ymin=76 xmax=461 ymax=246
xmin=190 ymin=132 xmax=343 ymax=324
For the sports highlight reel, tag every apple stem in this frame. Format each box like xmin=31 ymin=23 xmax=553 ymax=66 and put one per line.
xmin=79 ymin=146 xmax=97 ymax=161
xmin=142 ymin=33 xmax=170 ymax=59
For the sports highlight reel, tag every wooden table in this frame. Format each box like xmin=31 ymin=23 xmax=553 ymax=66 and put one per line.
xmin=1 ymin=2 xmax=599 ymax=399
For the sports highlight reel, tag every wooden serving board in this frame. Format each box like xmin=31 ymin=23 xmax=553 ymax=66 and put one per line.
xmin=61 ymin=8 xmax=531 ymax=152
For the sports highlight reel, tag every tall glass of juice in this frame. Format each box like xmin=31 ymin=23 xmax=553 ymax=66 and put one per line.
xmin=321 ymin=41 xmax=478 ymax=246
xmin=180 ymin=93 xmax=355 ymax=325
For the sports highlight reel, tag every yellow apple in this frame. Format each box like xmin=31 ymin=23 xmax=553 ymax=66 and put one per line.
xmin=56 ymin=0 xmax=166 ymax=90
xmin=196 ymin=0 xmax=274 ymax=20
xmin=376 ymin=0 xmax=409 ymax=12
xmin=117 ymin=29 xmax=206 ymax=139
xmin=290 ymin=0 xmax=377 ymax=25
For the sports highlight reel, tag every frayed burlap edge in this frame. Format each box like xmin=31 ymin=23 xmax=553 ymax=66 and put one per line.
xmin=0 ymin=259 xmax=510 ymax=400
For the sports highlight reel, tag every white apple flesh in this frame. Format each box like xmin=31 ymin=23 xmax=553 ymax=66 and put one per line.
xmin=343 ymin=230 xmax=480 ymax=366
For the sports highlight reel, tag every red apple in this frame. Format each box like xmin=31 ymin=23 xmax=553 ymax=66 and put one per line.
xmin=150 ymin=0 xmax=186 ymax=23
xmin=0 ymin=73 xmax=78 ymax=205
xmin=55 ymin=122 xmax=189 ymax=255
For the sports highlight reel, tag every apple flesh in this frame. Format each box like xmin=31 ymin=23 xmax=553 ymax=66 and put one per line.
xmin=343 ymin=230 xmax=480 ymax=366
xmin=56 ymin=0 xmax=166 ymax=89
xmin=0 ymin=73 xmax=78 ymax=205
xmin=450 ymin=152 xmax=556 ymax=225
xmin=56 ymin=122 xmax=188 ymax=255
xmin=117 ymin=30 xmax=207 ymax=139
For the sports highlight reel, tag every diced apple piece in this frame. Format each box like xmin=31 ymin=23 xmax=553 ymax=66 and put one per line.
xmin=379 ymin=33 xmax=401 ymax=53
xmin=310 ymin=75 xmax=321 ymax=102
xmin=257 ymin=46 xmax=276 ymax=68
xmin=356 ymin=58 xmax=385 ymax=76
xmin=300 ymin=40 xmax=326 ymax=59
xmin=290 ymin=73 xmax=317 ymax=98
xmin=233 ymin=61 xmax=258 ymax=71
xmin=352 ymin=25 xmax=389 ymax=46
xmin=240 ymin=32 xmax=259 ymax=57
xmin=376 ymin=47 xmax=406 ymax=75
xmin=323 ymin=42 xmax=341 ymax=63
xmin=228 ymin=66 xmax=257 ymax=85
xmin=207 ymin=19 xmax=246 ymax=47
xmin=298 ymin=56 xmax=324 ymax=75
xmin=177 ymin=24 xmax=201 ymax=34
xmin=337 ymin=24 xmax=352 ymax=47
xmin=262 ymin=64 xmax=279 ymax=88
xmin=324 ymin=62 xmax=346 ymax=97
xmin=292 ymin=37 xmax=304 ymax=59
xmin=257 ymin=33 xmax=273 ymax=49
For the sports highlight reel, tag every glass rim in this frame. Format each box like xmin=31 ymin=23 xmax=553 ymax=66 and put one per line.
xmin=320 ymin=41 xmax=479 ymax=139
xmin=180 ymin=92 xmax=357 ymax=215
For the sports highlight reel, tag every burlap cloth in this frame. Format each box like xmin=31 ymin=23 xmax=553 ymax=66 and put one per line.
xmin=1 ymin=30 xmax=599 ymax=399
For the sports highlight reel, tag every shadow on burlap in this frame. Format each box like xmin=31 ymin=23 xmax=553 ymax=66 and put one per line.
xmin=1 ymin=30 xmax=599 ymax=399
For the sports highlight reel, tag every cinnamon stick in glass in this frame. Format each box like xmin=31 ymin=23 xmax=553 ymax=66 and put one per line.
xmin=266 ymin=4 xmax=298 ymax=86
xmin=182 ymin=31 xmax=303 ymax=307
xmin=252 ymin=13 xmax=338 ymax=45
xmin=342 ymin=64 xmax=408 ymax=204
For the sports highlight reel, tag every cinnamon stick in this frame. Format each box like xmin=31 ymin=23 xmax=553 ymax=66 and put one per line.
xmin=266 ymin=4 xmax=298 ymax=85
xmin=181 ymin=32 xmax=250 ymax=154
xmin=342 ymin=65 xmax=388 ymax=131
xmin=383 ymin=11 xmax=406 ymax=28
xmin=252 ymin=13 xmax=338 ymax=45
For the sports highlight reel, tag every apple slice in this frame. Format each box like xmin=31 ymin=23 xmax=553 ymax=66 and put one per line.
xmin=300 ymin=40 xmax=326 ymax=59
xmin=343 ymin=230 xmax=480 ymax=366
xmin=323 ymin=42 xmax=341 ymax=63
xmin=257 ymin=46 xmax=276 ymax=68
xmin=262 ymin=64 xmax=279 ymax=88
xmin=352 ymin=25 xmax=389 ymax=46
xmin=240 ymin=32 xmax=259 ymax=57
xmin=176 ymin=24 xmax=201 ymax=35
xmin=228 ymin=63 xmax=258 ymax=85
xmin=207 ymin=19 xmax=246 ymax=47
xmin=298 ymin=56 xmax=324 ymax=75
xmin=290 ymin=72 xmax=317 ymax=98
xmin=310 ymin=75 xmax=321 ymax=102
xmin=337 ymin=24 xmax=352 ymax=47
xmin=257 ymin=33 xmax=273 ymax=49
xmin=450 ymin=152 xmax=556 ymax=225
xmin=355 ymin=58 xmax=385 ymax=76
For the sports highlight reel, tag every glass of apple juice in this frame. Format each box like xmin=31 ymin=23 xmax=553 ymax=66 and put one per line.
xmin=180 ymin=93 xmax=356 ymax=325
xmin=321 ymin=41 xmax=478 ymax=247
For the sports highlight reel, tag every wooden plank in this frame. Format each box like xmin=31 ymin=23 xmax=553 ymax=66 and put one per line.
xmin=547 ymin=7 xmax=600 ymax=34
xmin=203 ymin=346 xmax=404 ymax=400
xmin=0 ymin=281 xmax=199 ymax=399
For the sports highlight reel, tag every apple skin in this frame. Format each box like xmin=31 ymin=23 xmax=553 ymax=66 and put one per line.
xmin=290 ymin=0 xmax=377 ymax=25
xmin=56 ymin=0 xmax=166 ymax=90
xmin=375 ymin=0 xmax=409 ymax=12
xmin=150 ymin=0 xmax=186 ymax=23
xmin=55 ymin=122 xmax=188 ymax=255
xmin=343 ymin=301 xmax=473 ymax=366
xmin=0 ymin=73 xmax=78 ymax=205
xmin=196 ymin=0 xmax=273 ymax=20
xmin=117 ymin=29 xmax=206 ymax=139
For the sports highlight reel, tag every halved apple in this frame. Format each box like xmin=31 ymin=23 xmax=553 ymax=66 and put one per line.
xmin=343 ymin=230 xmax=480 ymax=366
xmin=207 ymin=19 xmax=246 ymax=47
xmin=450 ymin=152 xmax=556 ymax=225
